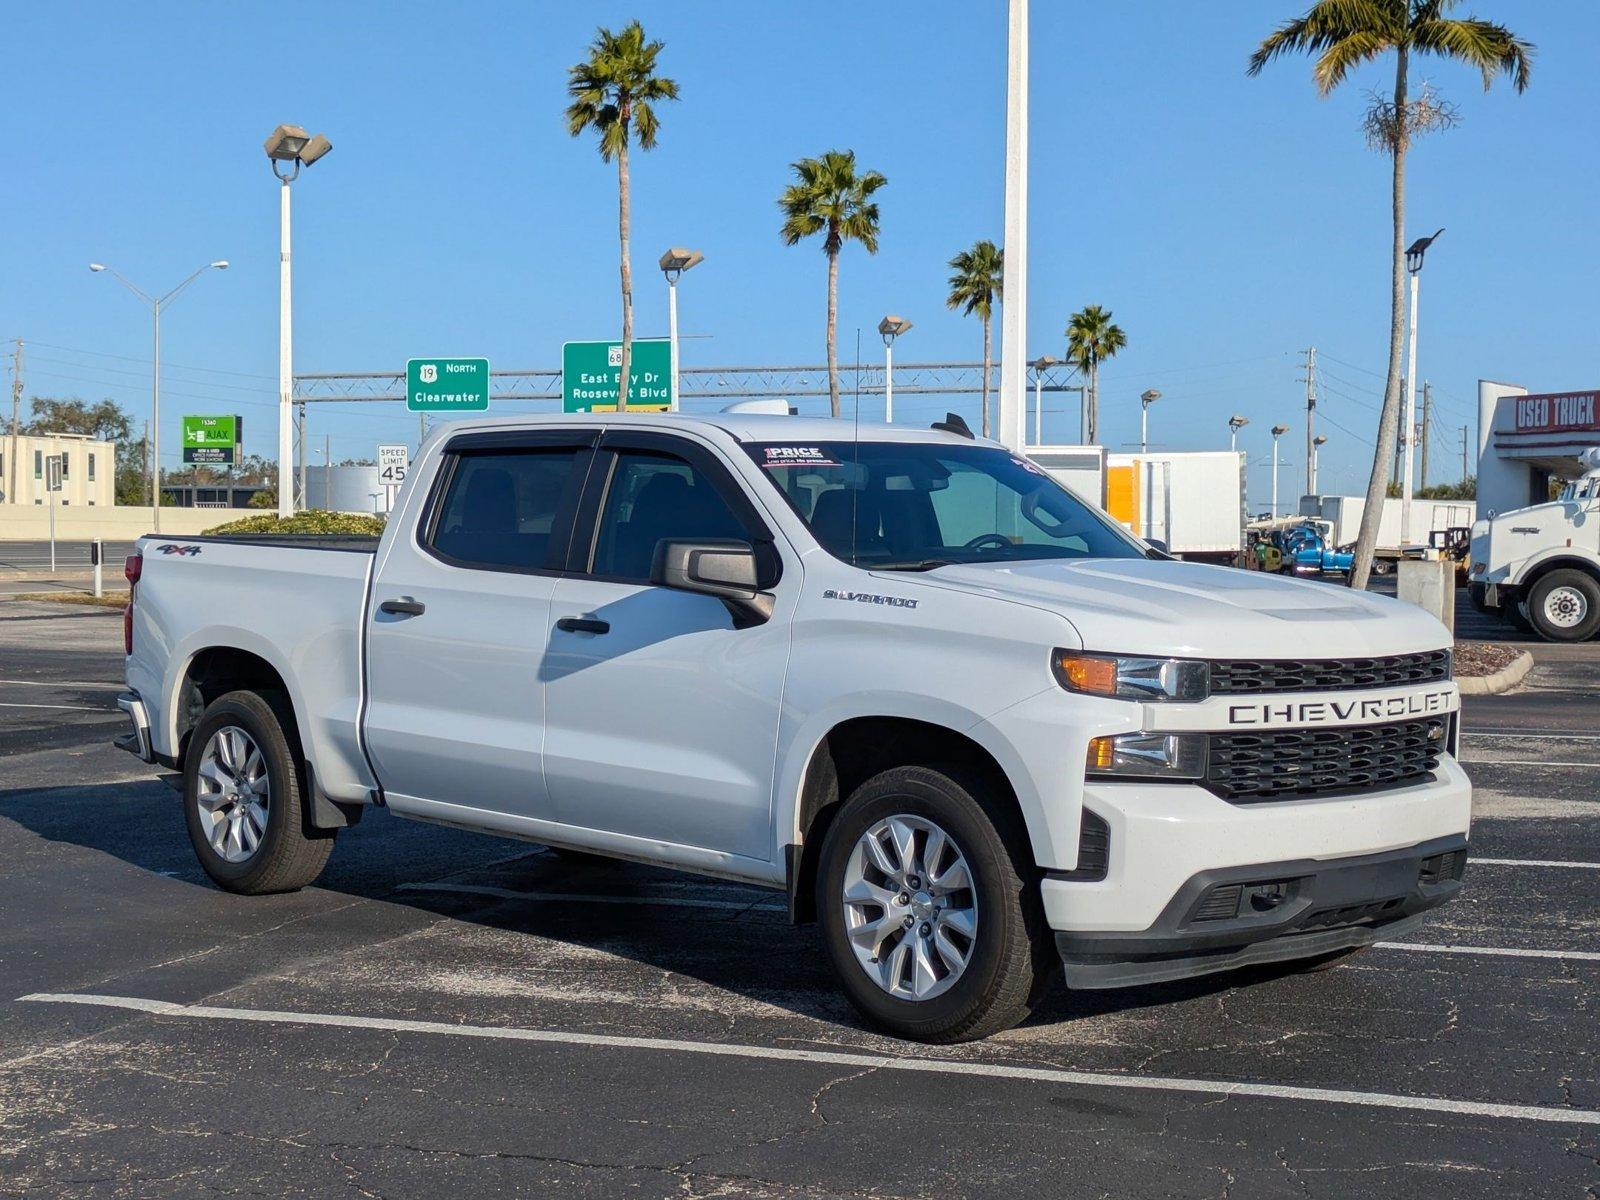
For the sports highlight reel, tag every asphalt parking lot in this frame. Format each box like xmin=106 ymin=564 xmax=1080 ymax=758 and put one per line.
xmin=1 ymin=598 xmax=1597 ymax=1198
xmin=0 ymin=541 xmax=137 ymax=599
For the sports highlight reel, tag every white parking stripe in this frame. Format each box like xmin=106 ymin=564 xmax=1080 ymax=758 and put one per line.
xmin=1378 ymin=942 xmax=1600 ymax=962
xmin=0 ymin=678 xmax=124 ymax=689
xmin=18 ymin=992 xmax=1599 ymax=1127
xmin=1463 ymin=760 xmax=1600 ymax=768
xmin=1472 ymin=858 xmax=1600 ymax=871
xmin=399 ymin=882 xmax=785 ymax=912
xmin=1463 ymin=730 xmax=1600 ymax=742
xmin=0 ymin=701 xmax=111 ymax=712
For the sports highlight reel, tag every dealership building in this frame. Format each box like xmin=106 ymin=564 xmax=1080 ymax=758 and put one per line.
xmin=1477 ymin=381 xmax=1600 ymax=517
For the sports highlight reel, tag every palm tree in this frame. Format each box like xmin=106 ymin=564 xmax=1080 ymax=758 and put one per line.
xmin=1065 ymin=305 xmax=1126 ymax=444
xmin=946 ymin=241 xmax=1004 ymax=437
xmin=566 ymin=20 xmax=679 ymax=411
xmin=1249 ymin=0 xmax=1531 ymax=587
xmin=778 ymin=150 xmax=887 ymax=418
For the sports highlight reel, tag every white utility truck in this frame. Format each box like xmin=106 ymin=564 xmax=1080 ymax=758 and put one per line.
xmin=1301 ymin=495 xmax=1475 ymax=574
xmin=116 ymin=413 xmax=1469 ymax=1042
xmin=1469 ymin=447 xmax=1600 ymax=642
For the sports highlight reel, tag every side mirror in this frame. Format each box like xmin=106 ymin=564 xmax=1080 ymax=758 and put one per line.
xmin=1144 ymin=538 xmax=1171 ymax=558
xmin=651 ymin=539 xmax=777 ymax=626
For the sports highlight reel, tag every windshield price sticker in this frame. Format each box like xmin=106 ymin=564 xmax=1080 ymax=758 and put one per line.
xmin=763 ymin=445 xmax=838 ymax=469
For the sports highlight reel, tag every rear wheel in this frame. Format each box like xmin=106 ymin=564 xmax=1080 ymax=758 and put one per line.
xmin=1527 ymin=570 xmax=1600 ymax=643
xmin=816 ymin=766 xmax=1051 ymax=1043
xmin=184 ymin=690 xmax=334 ymax=894
xmin=1370 ymin=557 xmax=1395 ymax=577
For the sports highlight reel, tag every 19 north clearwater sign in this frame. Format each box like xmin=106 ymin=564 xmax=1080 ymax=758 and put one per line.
xmin=562 ymin=339 xmax=672 ymax=412
xmin=406 ymin=358 xmax=490 ymax=413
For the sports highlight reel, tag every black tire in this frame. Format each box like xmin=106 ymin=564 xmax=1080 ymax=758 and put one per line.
xmin=1527 ymin=569 xmax=1600 ymax=643
xmin=815 ymin=766 xmax=1052 ymax=1043
xmin=184 ymin=689 xmax=334 ymax=895
xmin=1370 ymin=557 xmax=1395 ymax=577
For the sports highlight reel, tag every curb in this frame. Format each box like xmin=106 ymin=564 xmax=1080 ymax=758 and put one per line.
xmin=1457 ymin=651 xmax=1534 ymax=696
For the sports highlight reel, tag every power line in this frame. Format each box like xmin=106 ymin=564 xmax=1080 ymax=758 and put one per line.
xmin=15 ymin=338 xmax=277 ymax=382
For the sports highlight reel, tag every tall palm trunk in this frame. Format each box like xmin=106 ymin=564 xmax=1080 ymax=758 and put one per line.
xmin=617 ymin=134 xmax=633 ymax=411
xmin=980 ymin=316 xmax=992 ymax=438
xmin=1350 ymin=47 xmax=1410 ymax=590
xmin=825 ymin=239 xmax=840 ymax=418
xmin=1088 ymin=364 xmax=1099 ymax=444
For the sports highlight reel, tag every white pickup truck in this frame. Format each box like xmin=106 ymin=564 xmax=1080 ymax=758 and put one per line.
xmin=117 ymin=412 xmax=1470 ymax=1042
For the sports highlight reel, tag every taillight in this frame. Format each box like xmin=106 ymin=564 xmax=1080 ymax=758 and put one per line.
xmin=124 ymin=553 xmax=142 ymax=655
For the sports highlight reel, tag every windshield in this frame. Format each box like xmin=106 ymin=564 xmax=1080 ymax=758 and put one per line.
xmin=746 ymin=440 xmax=1149 ymax=568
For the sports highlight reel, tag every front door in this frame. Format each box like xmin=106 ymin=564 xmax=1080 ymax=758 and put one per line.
xmin=365 ymin=429 xmax=595 ymax=822
xmin=540 ymin=432 xmax=794 ymax=863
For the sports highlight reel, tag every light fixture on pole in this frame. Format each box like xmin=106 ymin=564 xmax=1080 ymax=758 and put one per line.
xmin=1228 ymin=414 xmax=1250 ymax=452
xmin=1139 ymin=389 xmax=1162 ymax=454
xmin=89 ymin=260 xmax=228 ymax=533
xmin=265 ymin=123 xmax=333 ymax=519
xmin=1312 ymin=434 xmax=1328 ymax=494
xmin=659 ymin=247 xmax=703 ymax=412
xmin=1270 ymin=423 xmax=1290 ymax=518
xmin=1030 ymin=355 xmax=1060 ymax=446
xmin=877 ymin=315 xmax=912 ymax=423
xmin=1400 ymin=227 xmax=1442 ymax=545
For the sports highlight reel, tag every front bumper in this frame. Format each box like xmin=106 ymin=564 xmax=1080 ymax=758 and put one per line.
xmin=1053 ymin=835 xmax=1466 ymax=989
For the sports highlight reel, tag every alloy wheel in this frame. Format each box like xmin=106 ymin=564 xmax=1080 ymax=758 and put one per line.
xmin=195 ymin=725 xmax=270 ymax=864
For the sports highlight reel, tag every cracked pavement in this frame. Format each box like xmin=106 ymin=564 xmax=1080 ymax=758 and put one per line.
xmin=1 ymin=600 xmax=1597 ymax=1198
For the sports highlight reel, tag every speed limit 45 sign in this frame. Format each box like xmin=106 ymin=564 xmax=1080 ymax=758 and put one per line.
xmin=377 ymin=445 xmax=410 ymax=487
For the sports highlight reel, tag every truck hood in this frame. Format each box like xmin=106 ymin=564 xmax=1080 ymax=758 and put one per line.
xmin=900 ymin=558 xmax=1449 ymax=659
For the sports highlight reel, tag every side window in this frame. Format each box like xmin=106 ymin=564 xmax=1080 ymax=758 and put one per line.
xmin=591 ymin=450 xmax=748 ymax=582
xmin=428 ymin=448 xmax=584 ymax=572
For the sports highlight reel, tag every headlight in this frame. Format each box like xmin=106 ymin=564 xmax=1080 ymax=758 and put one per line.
xmin=1086 ymin=732 xmax=1208 ymax=780
xmin=1053 ymin=651 xmax=1210 ymax=702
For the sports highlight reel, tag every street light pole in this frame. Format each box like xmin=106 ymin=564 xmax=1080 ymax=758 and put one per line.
xmin=995 ymin=0 xmax=1028 ymax=449
xmin=1229 ymin=414 xmax=1249 ymax=453
xmin=1139 ymin=389 xmax=1162 ymax=454
xmin=89 ymin=260 xmax=228 ymax=532
xmin=877 ymin=316 xmax=912 ymax=423
xmin=658 ymin=248 xmax=703 ymax=411
xmin=1400 ymin=228 xmax=1442 ymax=545
xmin=1270 ymin=423 xmax=1290 ymax=518
xmin=1312 ymin=434 xmax=1328 ymax=493
xmin=265 ymin=124 xmax=332 ymax=519
xmin=1031 ymin=355 xmax=1059 ymax=446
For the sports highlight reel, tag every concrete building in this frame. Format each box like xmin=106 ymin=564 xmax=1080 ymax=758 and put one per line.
xmin=0 ymin=433 xmax=117 ymax=508
xmin=1477 ymin=381 xmax=1600 ymax=518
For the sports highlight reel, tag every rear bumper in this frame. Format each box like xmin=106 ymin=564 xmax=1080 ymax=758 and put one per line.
xmin=114 ymin=691 xmax=154 ymax=763
xmin=1053 ymin=835 xmax=1466 ymax=989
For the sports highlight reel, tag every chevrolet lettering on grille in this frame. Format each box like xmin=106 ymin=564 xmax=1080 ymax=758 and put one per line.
xmin=1226 ymin=688 xmax=1454 ymax=726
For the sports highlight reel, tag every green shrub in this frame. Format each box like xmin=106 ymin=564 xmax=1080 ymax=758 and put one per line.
xmin=205 ymin=510 xmax=387 ymax=536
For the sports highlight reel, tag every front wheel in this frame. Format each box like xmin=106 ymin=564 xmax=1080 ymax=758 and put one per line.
xmin=184 ymin=690 xmax=334 ymax=894
xmin=1528 ymin=569 xmax=1600 ymax=642
xmin=816 ymin=766 xmax=1051 ymax=1043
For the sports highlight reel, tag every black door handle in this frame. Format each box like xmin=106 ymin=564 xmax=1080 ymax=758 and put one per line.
xmin=556 ymin=616 xmax=610 ymax=635
xmin=379 ymin=597 xmax=426 ymax=616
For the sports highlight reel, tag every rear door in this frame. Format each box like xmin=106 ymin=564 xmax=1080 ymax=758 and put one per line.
xmin=540 ymin=430 xmax=796 ymax=862
xmin=364 ymin=428 xmax=596 ymax=821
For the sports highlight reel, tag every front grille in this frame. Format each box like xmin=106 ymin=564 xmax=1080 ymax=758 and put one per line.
xmin=1206 ymin=717 xmax=1447 ymax=802
xmin=1209 ymin=650 xmax=1451 ymax=695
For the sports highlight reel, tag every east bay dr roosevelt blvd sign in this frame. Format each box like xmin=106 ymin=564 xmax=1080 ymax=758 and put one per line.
xmin=406 ymin=358 xmax=491 ymax=412
xmin=562 ymin=339 xmax=672 ymax=412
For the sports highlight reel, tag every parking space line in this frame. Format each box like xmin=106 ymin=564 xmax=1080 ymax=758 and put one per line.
xmin=18 ymin=992 xmax=1600 ymax=1127
xmin=0 ymin=678 xmax=124 ymax=690
xmin=1472 ymin=858 xmax=1600 ymax=871
xmin=1462 ymin=759 xmax=1600 ymax=768
xmin=0 ymin=701 xmax=112 ymax=712
xmin=1463 ymin=730 xmax=1600 ymax=742
xmin=398 ymin=881 xmax=786 ymax=911
xmin=1377 ymin=942 xmax=1600 ymax=962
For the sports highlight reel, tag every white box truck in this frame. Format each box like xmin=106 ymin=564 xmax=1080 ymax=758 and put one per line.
xmin=1302 ymin=496 xmax=1475 ymax=574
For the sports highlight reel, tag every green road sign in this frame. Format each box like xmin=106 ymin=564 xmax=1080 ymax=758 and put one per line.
xmin=182 ymin=415 xmax=241 ymax=465
xmin=562 ymin=339 xmax=673 ymax=412
xmin=407 ymin=357 xmax=491 ymax=413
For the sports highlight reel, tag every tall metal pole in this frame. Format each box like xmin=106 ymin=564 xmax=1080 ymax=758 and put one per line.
xmin=883 ymin=340 xmax=894 ymax=423
xmin=1140 ymin=399 xmax=1148 ymax=454
xmin=1271 ymin=431 xmax=1281 ymax=518
xmin=1303 ymin=346 xmax=1317 ymax=494
xmin=1032 ymin=371 xmax=1043 ymax=446
xmin=151 ymin=303 xmax=162 ymax=532
xmin=278 ymin=177 xmax=294 ymax=518
xmin=995 ymin=0 xmax=1029 ymax=450
xmin=1400 ymin=269 xmax=1419 ymax=544
xmin=667 ymin=275 xmax=680 ymax=412
xmin=8 ymin=340 xmax=21 ymax=504
xmin=1420 ymin=380 xmax=1431 ymax=490
xmin=297 ymin=402 xmax=307 ymax=511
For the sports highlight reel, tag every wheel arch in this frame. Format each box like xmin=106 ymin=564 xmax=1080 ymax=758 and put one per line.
xmin=1518 ymin=551 xmax=1600 ymax=594
xmin=784 ymin=714 xmax=1029 ymax=924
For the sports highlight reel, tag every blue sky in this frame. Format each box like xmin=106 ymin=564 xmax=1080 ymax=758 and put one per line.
xmin=5 ymin=0 xmax=1594 ymax=498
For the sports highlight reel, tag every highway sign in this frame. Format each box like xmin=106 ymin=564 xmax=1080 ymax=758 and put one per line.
xmin=377 ymin=444 xmax=410 ymax=487
xmin=407 ymin=358 xmax=490 ymax=413
xmin=182 ymin=415 xmax=241 ymax=465
xmin=562 ymin=339 xmax=672 ymax=412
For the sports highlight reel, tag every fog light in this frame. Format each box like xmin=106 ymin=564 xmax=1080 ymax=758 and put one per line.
xmin=1247 ymin=882 xmax=1289 ymax=912
xmin=1085 ymin=732 xmax=1207 ymax=780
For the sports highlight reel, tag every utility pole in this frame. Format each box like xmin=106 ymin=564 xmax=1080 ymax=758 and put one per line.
xmin=1460 ymin=425 xmax=1469 ymax=485
xmin=142 ymin=419 xmax=150 ymax=505
xmin=1299 ymin=346 xmax=1317 ymax=494
xmin=1419 ymin=380 xmax=1431 ymax=490
xmin=7 ymin=339 xmax=21 ymax=505
xmin=995 ymin=0 xmax=1029 ymax=450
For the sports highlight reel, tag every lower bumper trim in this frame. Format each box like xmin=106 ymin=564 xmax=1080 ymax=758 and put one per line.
xmin=114 ymin=692 xmax=153 ymax=764
xmin=1055 ymin=835 xmax=1466 ymax=990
